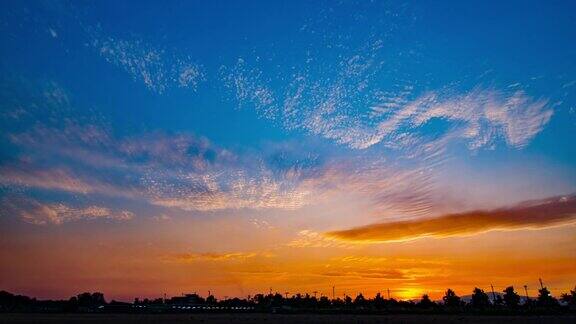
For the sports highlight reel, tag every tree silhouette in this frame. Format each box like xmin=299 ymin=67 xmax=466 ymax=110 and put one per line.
xmin=471 ymin=288 xmax=490 ymax=309
xmin=494 ymin=294 xmax=503 ymax=306
xmin=2 ymin=285 xmax=576 ymax=315
xmin=373 ymin=292 xmax=385 ymax=309
xmin=318 ymin=296 xmax=330 ymax=308
xmin=206 ymin=294 xmax=217 ymax=305
xmin=344 ymin=295 xmax=352 ymax=307
xmin=442 ymin=289 xmax=461 ymax=308
xmin=418 ymin=294 xmax=435 ymax=308
xmin=76 ymin=292 xmax=105 ymax=307
xmin=560 ymin=286 xmax=576 ymax=306
xmin=537 ymin=286 xmax=558 ymax=307
xmin=354 ymin=293 xmax=367 ymax=307
xmin=503 ymin=286 xmax=520 ymax=309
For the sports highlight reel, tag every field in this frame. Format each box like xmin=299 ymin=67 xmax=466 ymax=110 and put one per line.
xmin=1 ymin=314 xmax=575 ymax=324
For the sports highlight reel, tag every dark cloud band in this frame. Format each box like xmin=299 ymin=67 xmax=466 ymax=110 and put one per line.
xmin=327 ymin=195 xmax=576 ymax=243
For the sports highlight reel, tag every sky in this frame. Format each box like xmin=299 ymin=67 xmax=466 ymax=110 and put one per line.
xmin=0 ymin=0 xmax=575 ymax=302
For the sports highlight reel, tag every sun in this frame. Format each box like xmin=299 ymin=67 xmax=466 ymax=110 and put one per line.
xmin=396 ymin=287 xmax=424 ymax=301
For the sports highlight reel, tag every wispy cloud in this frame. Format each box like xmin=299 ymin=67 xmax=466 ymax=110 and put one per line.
xmin=166 ymin=251 xmax=274 ymax=263
xmin=0 ymin=84 xmax=315 ymax=213
xmin=320 ymin=268 xmax=407 ymax=280
xmin=221 ymin=58 xmax=277 ymax=119
xmin=147 ymin=165 xmax=313 ymax=212
xmin=0 ymin=163 xmax=94 ymax=194
xmin=93 ymin=37 xmax=204 ymax=94
xmin=0 ymin=92 xmax=444 ymax=218
xmin=2 ymin=197 xmax=134 ymax=225
xmin=221 ymin=41 xmax=552 ymax=153
xmin=287 ymin=230 xmax=356 ymax=249
xmin=327 ymin=194 xmax=576 ymax=243
xmin=0 ymin=79 xmax=556 ymax=226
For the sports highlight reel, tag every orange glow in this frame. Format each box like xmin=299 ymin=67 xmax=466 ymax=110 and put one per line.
xmin=1 ymin=211 xmax=575 ymax=301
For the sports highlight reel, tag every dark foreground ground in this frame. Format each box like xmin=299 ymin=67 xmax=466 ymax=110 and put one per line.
xmin=1 ymin=314 xmax=575 ymax=324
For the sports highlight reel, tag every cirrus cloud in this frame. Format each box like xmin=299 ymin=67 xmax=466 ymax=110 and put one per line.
xmin=1 ymin=197 xmax=134 ymax=225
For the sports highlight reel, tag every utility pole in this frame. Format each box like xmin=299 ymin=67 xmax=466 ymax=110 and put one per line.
xmin=332 ymin=286 xmax=335 ymax=300
xmin=387 ymin=288 xmax=391 ymax=300
xmin=523 ymin=285 xmax=529 ymax=301
xmin=284 ymin=292 xmax=289 ymax=299
xmin=269 ymin=287 xmax=272 ymax=296
xmin=490 ymin=284 xmax=496 ymax=303
xmin=312 ymin=291 xmax=318 ymax=298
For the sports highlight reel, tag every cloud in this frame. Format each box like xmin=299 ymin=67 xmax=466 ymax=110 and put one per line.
xmin=250 ymin=218 xmax=274 ymax=230
xmin=0 ymin=163 xmax=95 ymax=194
xmin=1 ymin=197 xmax=134 ymax=225
xmin=296 ymin=158 xmax=446 ymax=219
xmin=93 ymin=37 xmax=204 ymax=94
xmin=167 ymin=251 xmax=274 ymax=263
xmin=1 ymin=83 xmax=304 ymax=213
xmin=1 ymin=91 xmax=442 ymax=216
xmin=399 ymin=88 xmax=553 ymax=150
xmin=149 ymin=169 xmax=312 ymax=211
xmin=152 ymin=214 xmax=172 ymax=222
xmin=118 ymin=132 xmax=231 ymax=170
xmin=326 ymin=194 xmax=576 ymax=243
xmin=1 ymin=87 xmax=317 ymax=213
xmin=287 ymin=230 xmax=355 ymax=249
xmin=1 ymin=80 xmax=547 ymax=221
xmin=309 ymin=255 xmax=449 ymax=281
xmin=0 ymin=79 xmax=452 ymax=220
xmin=221 ymin=42 xmax=552 ymax=153
xmin=221 ymin=58 xmax=277 ymax=119
xmin=48 ymin=28 xmax=58 ymax=38
xmin=320 ymin=268 xmax=407 ymax=280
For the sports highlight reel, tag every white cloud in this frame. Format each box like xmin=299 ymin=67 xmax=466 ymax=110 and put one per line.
xmin=221 ymin=48 xmax=552 ymax=154
xmin=48 ymin=28 xmax=58 ymax=38
xmin=221 ymin=58 xmax=277 ymax=119
xmin=93 ymin=37 xmax=203 ymax=94
xmin=147 ymin=169 xmax=311 ymax=211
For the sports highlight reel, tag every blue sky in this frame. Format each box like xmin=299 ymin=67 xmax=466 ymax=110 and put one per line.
xmin=1 ymin=0 xmax=575 ymax=224
xmin=1 ymin=0 xmax=576 ymax=300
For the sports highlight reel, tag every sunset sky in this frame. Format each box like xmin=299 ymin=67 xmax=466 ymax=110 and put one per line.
xmin=1 ymin=1 xmax=575 ymax=302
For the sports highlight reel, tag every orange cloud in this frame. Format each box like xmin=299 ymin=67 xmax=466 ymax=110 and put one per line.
xmin=321 ymin=268 xmax=407 ymax=280
xmin=167 ymin=251 xmax=274 ymax=262
xmin=327 ymin=194 xmax=576 ymax=243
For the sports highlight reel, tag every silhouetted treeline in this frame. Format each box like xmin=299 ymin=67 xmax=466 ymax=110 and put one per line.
xmin=0 ymin=291 xmax=106 ymax=313
xmin=1 ymin=285 xmax=575 ymax=315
